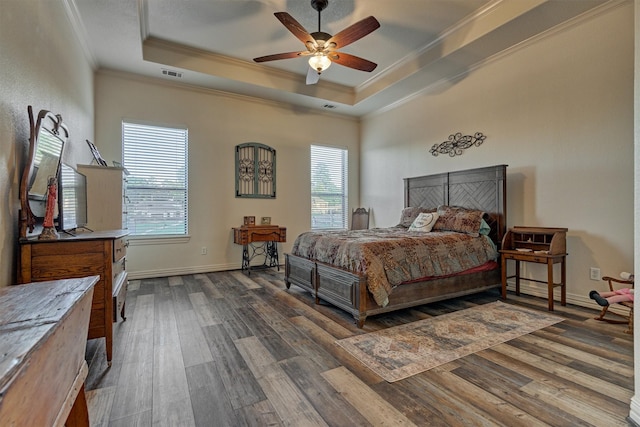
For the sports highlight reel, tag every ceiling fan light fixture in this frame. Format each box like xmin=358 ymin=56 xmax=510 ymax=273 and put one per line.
xmin=308 ymin=53 xmax=331 ymax=73
xmin=255 ymin=0 xmax=380 ymax=84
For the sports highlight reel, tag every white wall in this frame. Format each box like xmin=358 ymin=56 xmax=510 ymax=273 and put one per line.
xmin=94 ymin=72 xmax=359 ymax=278
xmin=360 ymin=3 xmax=634 ymax=308
xmin=0 ymin=0 xmax=95 ymax=287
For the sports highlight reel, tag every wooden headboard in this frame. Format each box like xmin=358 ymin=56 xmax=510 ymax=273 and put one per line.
xmin=404 ymin=164 xmax=508 ymax=246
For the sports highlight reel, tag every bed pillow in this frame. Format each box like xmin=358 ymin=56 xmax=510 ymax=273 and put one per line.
xmin=408 ymin=212 xmax=440 ymax=232
xmin=479 ymin=218 xmax=492 ymax=236
xmin=398 ymin=207 xmax=436 ymax=228
xmin=433 ymin=205 xmax=485 ymax=237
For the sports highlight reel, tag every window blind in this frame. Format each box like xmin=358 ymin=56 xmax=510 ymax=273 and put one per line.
xmin=310 ymin=145 xmax=348 ymax=230
xmin=122 ymin=122 xmax=188 ymax=236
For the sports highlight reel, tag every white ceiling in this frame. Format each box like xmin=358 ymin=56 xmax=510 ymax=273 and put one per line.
xmin=70 ymin=0 xmax=613 ymax=117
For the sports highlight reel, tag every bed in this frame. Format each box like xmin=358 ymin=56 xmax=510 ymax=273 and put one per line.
xmin=284 ymin=164 xmax=507 ymax=327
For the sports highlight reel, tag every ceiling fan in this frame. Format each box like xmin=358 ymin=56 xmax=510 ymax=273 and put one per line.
xmin=253 ymin=0 xmax=380 ymax=85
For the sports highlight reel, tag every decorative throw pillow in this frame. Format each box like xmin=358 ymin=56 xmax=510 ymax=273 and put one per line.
xmin=433 ymin=205 xmax=485 ymax=237
xmin=408 ymin=212 xmax=439 ymax=232
xmin=398 ymin=207 xmax=436 ymax=228
xmin=479 ymin=218 xmax=492 ymax=236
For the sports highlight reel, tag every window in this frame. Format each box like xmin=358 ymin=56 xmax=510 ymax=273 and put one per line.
xmin=310 ymin=145 xmax=348 ymax=230
xmin=122 ymin=121 xmax=188 ymax=236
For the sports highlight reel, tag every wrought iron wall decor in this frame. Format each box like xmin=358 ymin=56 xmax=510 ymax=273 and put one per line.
xmin=235 ymin=142 xmax=276 ymax=198
xmin=429 ymin=132 xmax=486 ymax=157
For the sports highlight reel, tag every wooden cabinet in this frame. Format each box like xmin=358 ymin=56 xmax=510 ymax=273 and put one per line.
xmin=77 ymin=165 xmax=127 ymax=231
xmin=232 ymin=225 xmax=286 ymax=273
xmin=0 ymin=277 xmax=98 ymax=427
xmin=500 ymin=226 xmax=568 ymax=311
xmin=18 ymin=230 xmax=129 ymax=365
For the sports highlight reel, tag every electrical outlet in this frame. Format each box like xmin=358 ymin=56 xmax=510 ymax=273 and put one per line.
xmin=590 ymin=267 xmax=601 ymax=281
xmin=201 ymin=246 xmax=207 ymax=255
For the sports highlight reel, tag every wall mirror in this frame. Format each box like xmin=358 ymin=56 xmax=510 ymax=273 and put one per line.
xmin=19 ymin=106 xmax=68 ymax=238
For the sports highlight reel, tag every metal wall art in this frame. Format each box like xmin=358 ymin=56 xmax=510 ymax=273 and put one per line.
xmin=235 ymin=142 xmax=276 ymax=198
xmin=429 ymin=132 xmax=486 ymax=157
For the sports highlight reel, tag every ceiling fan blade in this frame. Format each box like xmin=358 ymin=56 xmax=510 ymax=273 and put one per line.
xmin=253 ymin=51 xmax=304 ymax=63
xmin=326 ymin=16 xmax=380 ymax=49
xmin=306 ymin=66 xmax=320 ymax=85
xmin=274 ymin=12 xmax=316 ymax=46
xmin=331 ymin=52 xmax=377 ymax=72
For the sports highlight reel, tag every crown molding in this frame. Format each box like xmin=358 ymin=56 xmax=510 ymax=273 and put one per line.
xmin=364 ymin=0 xmax=628 ymax=119
xmin=63 ymin=0 xmax=97 ymax=68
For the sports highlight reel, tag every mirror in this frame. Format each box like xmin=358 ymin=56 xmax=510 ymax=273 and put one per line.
xmin=19 ymin=106 xmax=68 ymax=238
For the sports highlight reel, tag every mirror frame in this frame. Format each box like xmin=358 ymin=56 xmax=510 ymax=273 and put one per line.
xmin=19 ymin=106 xmax=68 ymax=239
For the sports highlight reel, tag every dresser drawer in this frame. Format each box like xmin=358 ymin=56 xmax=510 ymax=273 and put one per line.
xmin=233 ymin=226 xmax=286 ymax=245
xmin=113 ymin=237 xmax=127 ymax=262
xmin=113 ymin=257 xmax=126 ymax=282
xmin=502 ymin=251 xmax=551 ymax=264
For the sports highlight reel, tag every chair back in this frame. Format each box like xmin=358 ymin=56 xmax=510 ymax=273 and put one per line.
xmin=351 ymin=208 xmax=370 ymax=230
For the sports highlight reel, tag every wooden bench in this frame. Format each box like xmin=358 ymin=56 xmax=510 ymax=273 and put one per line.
xmin=0 ymin=276 xmax=98 ymax=426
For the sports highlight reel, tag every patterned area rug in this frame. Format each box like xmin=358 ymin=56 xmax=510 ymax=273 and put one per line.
xmin=336 ymin=301 xmax=563 ymax=382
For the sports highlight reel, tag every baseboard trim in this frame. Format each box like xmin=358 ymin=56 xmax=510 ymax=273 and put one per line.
xmin=628 ymin=397 xmax=640 ymax=426
xmin=503 ymin=281 xmax=629 ymax=316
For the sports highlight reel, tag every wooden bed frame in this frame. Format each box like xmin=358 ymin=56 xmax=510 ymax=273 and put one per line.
xmin=284 ymin=164 xmax=507 ymax=327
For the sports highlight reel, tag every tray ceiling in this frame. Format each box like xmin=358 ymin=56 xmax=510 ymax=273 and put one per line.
xmin=70 ymin=0 xmax=614 ymax=116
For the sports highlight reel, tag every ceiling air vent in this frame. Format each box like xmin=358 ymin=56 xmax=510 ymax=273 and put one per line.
xmin=162 ymin=69 xmax=183 ymax=78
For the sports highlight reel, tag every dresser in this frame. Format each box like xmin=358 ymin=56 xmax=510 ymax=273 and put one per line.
xmin=18 ymin=229 xmax=129 ymax=365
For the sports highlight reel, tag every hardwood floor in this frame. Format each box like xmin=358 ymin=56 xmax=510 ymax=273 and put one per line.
xmin=84 ymin=269 xmax=634 ymax=426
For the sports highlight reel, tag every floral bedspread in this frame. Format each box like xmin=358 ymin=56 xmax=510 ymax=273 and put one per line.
xmin=291 ymin=228 xmax=498 ymax=307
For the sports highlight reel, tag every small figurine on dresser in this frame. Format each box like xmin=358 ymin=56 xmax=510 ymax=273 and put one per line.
xmin=38 ymin=177 xmax=59 ymax=240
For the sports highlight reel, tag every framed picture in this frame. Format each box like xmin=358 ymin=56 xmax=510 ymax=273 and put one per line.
xmin=243 ymin=216 xmax=255 ymax=226
xmin=235 ymin=143 xmax=276 ymax=199
xmin=86 ymin=140 xmax=108 ymax=167
xmin=261 ymin=216 xmax=271 ymax=225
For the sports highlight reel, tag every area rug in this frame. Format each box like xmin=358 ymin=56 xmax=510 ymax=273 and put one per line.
xmin=336 ymin=301 xmax=563 ymax=382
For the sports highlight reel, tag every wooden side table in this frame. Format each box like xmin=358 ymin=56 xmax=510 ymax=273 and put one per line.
xmin=500 ymin=226 xmax=568 ymax=311
xmin=232 ymin=225 xmax=286 ymax=274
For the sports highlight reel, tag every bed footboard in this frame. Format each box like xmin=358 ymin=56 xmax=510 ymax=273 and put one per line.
xmin=315 ymin=262 xmax=368 ymax=327
xmin=285 ymin=254 xmax=369 ymax=326
xmin=285 ymin=253 xmax=501 ymax=328
xmin=284 ymin=254 xmax=315 ymax=296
